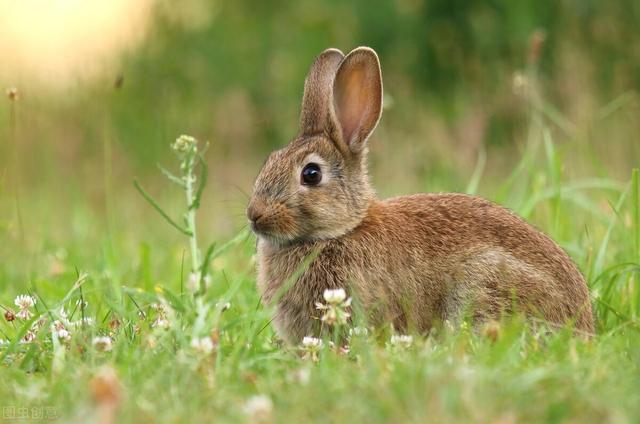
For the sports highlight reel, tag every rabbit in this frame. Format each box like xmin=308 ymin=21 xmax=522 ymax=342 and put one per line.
xmin=247 ymin=46 xmax=594 ymax=344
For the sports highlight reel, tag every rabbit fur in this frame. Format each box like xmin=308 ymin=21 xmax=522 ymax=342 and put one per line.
xmin=247 ymin=47 xmax=594 ymax=344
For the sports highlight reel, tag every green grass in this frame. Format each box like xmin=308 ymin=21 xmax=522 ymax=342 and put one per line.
xmin=1 ymin=137 xmax=639 ymax=423
xmin=1 ymin=47 xmax=640 ymax=424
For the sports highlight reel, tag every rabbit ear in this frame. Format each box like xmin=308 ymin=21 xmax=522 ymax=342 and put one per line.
xmin=299 ymin=48 xmax=345 ymax=136
xmin=328 ymin=47 xmax=383 ymax=155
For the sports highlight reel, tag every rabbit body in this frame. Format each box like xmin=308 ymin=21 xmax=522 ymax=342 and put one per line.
xmin=248 ymin=47 xmax=594 ymax=344
xmin=257 ymin=193 xmax=594 ymax=343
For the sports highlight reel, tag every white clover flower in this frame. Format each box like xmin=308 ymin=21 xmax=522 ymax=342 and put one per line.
xmin=301 ymin=336 xmax=323 ymax=350
xmin=242 ymin=395 xmax=273 ymax=421
xmin=300 ymin=336 xmax=323 ymax=362
xmin=21 ymin=331 xmax=36 ymax=343
xmin=51 ymin=319 xmax=71 ymax=341
xmin=390 ymin=334 xmax=413 ymax=348
xmin=16 ymin=309 xmax=34 ymax=320
xmin=190 ymin=337 xmax=215 ymax=354
xmin=151 ymin=302 xmax=171 ymax=329
xmin=152 ymin=317 xmax=170 ymax=329
xmin=92 ymin=336 xmax=113 ymax=352
xmin=14 ymin=294 xmax=36 ymax=310
xmin=323 ymin=288 xmax=347 ymax=304
xmin=30 ymin=316 xmax=47 ymax=332
xmin=55 ymin=328 xmax=71 ymax=341
xmin=315 ymin=288 xmax=351 ymax=326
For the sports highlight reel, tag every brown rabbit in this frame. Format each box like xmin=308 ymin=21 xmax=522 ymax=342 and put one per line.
xmin=247 ymin=47 xmax=594 ymax=344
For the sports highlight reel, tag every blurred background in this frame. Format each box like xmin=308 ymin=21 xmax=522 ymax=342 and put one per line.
xmin=1 ymin=0 xmax=639 ymax=283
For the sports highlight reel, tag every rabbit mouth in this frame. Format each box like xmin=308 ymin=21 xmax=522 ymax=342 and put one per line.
xmin=251 ymin=226 xmax=297 ymax=247
xmin=250 ymin=217 xmax=296 ymax=243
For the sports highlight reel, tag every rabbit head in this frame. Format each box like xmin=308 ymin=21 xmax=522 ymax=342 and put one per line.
xmin=247 ymin=47 xmax=383 ymax=246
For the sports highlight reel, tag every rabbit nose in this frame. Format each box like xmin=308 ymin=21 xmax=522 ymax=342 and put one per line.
xmin=247 ymin=199 xmax=266 ymax=224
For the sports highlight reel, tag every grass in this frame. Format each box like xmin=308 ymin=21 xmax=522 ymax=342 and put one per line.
xmin=1 ymin=68 xmax=640 ymax=424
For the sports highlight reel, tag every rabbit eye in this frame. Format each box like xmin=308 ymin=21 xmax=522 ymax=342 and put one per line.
xmin=301 ymin=163 xmax=322 ymax=186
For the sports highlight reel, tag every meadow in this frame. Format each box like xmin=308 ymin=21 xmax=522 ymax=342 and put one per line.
xmin=1 ymin=1 xmax=640 ymax=423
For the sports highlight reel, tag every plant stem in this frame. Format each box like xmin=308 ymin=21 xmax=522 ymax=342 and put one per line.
xmin=184 ymin=154 xmax=200 ymax=275
xmin=185 ymin=159 xmax=200 ymax=272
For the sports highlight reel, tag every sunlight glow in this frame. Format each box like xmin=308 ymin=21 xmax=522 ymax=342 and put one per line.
xmin=0 ymin=0 xmax=154 ymax=89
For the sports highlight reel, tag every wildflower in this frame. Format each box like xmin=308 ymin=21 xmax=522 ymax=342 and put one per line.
xmin=323 ymin=288 xmax=347 ymax=304
xmin=14 ymin=294 xmax=36 ymax=319
xmin=30 ymin=316 xmax=47 ymax=332
xmin=16 ymin=309 xmax=33 ymax=320
xmin=171 ymin=135 xmax=198 ymax=154
xmin=21 ymin=331 xmax=36 ymax=343
xmin=151 ymin=303 xmax=171 ymax=329
xmin=55 ymin=328 xmax=71 ymax=341
xmin=315 ymin=288 xmax=351 ymax=326
xmin=152 ymin=317 xmax=170 ymax=329
xmin=300 ymin=336 xmax=323 ymax=362
xmin=302 ymin=336 xmax=323 ymax=349
xmin=92 ymin=336 xmax=113 ymax=352
xmin=14 ymin=294 xmax=36 ymax=310
xmin=390 ymin=334 xmax=413 ymax=348
xmin=329 ymin=340 xmax=351 ymax=355
xmin=51 ymin=320 xmax=71 ymax=341
xmin=4 ymin=309 xmax=15 ymax=322
xmin=190 ymin=337 xmax=215 ymax=354
xmin=242 ymin=395 xmax=273 ymax=422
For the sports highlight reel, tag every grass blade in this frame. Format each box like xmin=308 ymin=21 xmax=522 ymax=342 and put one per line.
xmin=134 ymin=179 xmax=193 ymax=236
